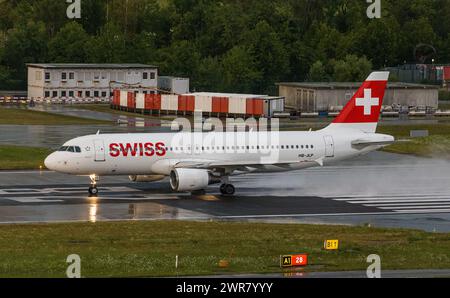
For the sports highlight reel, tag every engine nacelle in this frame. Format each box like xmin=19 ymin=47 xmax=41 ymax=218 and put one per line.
xmin=170 ymin=168 xmax=220 ymax=191
xmin=129 ymin=175 xmax=165 ymax=182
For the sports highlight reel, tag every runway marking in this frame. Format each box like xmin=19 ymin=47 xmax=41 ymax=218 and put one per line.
xmin=379 ymin=205 xmax=450 ymax=210
xmin=7 ymin=198 xmax=64 ymax=203
xmin=333 ymin=195 xmax=450 ymax=214
xmin=0 ymin=186 xmax=140 ymax=195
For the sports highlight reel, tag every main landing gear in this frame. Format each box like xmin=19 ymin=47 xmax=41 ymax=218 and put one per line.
xmin=88 ymin=174 xmax=99 ymax=197
xmin=219 ymin=183 xmax=235 ymax=196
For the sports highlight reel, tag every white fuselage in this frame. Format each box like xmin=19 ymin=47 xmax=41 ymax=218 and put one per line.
xmin=44 ymin=129 xmax=394 ymax=177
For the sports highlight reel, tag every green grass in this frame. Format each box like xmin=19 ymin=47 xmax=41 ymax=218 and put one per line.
xmin=382 ymin=135 xmax=450 ymax=158
xmin=0 ymin=220 xmax=448 ymax=277
xmin=0 ymin=106 xmax=111 ymax=125
xmin=0 ymin=145 xmax=52 ymax=170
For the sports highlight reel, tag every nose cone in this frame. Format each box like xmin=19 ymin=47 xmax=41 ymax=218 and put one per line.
xmin=44 ymin=153 xmax=57 ymax=171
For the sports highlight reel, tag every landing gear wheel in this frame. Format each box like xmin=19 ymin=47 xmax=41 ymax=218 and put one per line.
xmin=88 ymin=185 xmax=98 ymax=196
xmin=220 ymin=184 xmax=235 ymax=196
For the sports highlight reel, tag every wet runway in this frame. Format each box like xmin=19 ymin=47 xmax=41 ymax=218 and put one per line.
xmin=1 ymin=152 xmax=450 ymax=232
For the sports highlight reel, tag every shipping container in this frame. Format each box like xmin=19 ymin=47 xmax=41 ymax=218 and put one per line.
xmin=153 ymin=94 xmax=162 ymax=110
xmin=127 ymin=92 xmax=136 ymax=109
xmin=229 ymin=97 xmax=247 ymax=114
xmin=212 ymin=97 xmax=222 ymax=113
xmin=445 ymin=66 xmax=450 ymax=81
xmin=136 ymin=93 xmax=145 ymax=110
xmin=161 ymin=94 xmax=179 ymax=111
xmin=253 ymin=98 xmax=264 ymax=116
xmin=120 ymin=91 xmax=128 ymax=107
xmin=158 ymin=76 xmax=190 ymax=94
xmin=144 ymin=94 xmax=153 ymax=110
xmin=113 ymin=90 xmax=120 ymax=106
xmin=195 ymin=95 xmax=212 ymax=112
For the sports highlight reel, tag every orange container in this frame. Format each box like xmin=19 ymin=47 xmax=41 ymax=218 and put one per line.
xmin=152 ymin=94 xmax=162 ymax=110
xmin=178 ymin=95 xmax=187 ymax=111
xmin=127 ymin=92 xmax=135 ymax=109
xmin=186 ymin=95 xmax=195 ymax=112
xmin=144 ymin=94 xmax=153 ymax=110
xmin=212 ymin=97 xmax=222 ymax=113
xmin=246 ymin=98 xmax=254 ymax=115
xmin=220 ymin=97 xmax=229 ymax=113
xmin=253 ymin=98 xmax=264 ymax=116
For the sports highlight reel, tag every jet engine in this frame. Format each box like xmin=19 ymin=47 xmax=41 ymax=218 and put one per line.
xmin=169 ymin=168 xmax=220 ymax=191
xmin=129 ymin=175 xmax=165 ymax=182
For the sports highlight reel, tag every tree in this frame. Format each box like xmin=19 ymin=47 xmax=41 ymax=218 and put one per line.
xmin=332 ymin=55 xmax=372 ymax=82
xmin=221 ymin=46 xmax=262 ymax=93
xmin=48 ymin=22 xmax=90 ymax=62
xmin=86 ymin=22 xmax=126 ymax=63
xmin=308 ymin=61 xmax=328 ymax=82
xmin=2 ymin=20 xmax=48 ymax=88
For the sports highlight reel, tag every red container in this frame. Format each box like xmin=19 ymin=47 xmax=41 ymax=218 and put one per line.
xmin=444 ymin=66 xmax=450 ymax=80
xmin=127 ymin=92 xmax=136 ymax=109
xmin=145 ymin=94 xmax=153 ymax=110
xmin=246 ymin=98 xmax=254 ymax=115
xmin=212 ymin=97 xmax=222 ymax=113
xmin=185 ymin=95 xmax=195 ymax=112
xmin=253 ymin=98 xmax=264 ymax=116
xmin=178 ymin=95 xmax=187 ymax=111
xmin=113 ymin=89 xmax=120 ymax=105
xmin=220 ymin=97 xmax=229 ymax=113
xmin=152 ymin=94 xmax=162 ymax=110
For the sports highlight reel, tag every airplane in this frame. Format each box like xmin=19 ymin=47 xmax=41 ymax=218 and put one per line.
xmin=44 ymin=71 xmax=394 ymax=196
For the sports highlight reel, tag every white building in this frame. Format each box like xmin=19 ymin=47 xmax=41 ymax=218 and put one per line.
xmin=158 ymin=76 xmax=190 ymax=94
xmin=27 ymin=63 xmax=158 ymax=101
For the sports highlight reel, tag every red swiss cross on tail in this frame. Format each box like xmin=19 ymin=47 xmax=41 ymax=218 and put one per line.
xmin=326 ymin=71 xmax=389 ymax=133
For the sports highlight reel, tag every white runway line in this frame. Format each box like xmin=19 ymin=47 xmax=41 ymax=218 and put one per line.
xmin=7 ymin=198 xmax=64 ymax=203
xmin=379 ymin=205 xmax=450 ymax=210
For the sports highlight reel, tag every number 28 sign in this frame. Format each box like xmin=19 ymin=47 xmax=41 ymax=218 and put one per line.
xmin=280 ymin=254 xmax=308 ymax=267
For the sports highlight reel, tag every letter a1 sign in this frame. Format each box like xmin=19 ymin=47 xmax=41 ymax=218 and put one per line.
xmin=280 ymin=254 xmax=308 ymax=267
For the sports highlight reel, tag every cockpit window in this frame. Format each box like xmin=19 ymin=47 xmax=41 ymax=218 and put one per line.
xmin=58 ymin=146 xmax=81 ymax=153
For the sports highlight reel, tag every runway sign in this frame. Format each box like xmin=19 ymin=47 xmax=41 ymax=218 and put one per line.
xmin=324 ymin=239 xmax=339 ymax=250
xmin=280 ymin=254 xmax=308 ymax=267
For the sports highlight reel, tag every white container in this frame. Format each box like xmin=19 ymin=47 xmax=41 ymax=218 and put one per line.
xmin=120 ymin=91 xmax=128 ymax=107
xmin=228 ymin=97 xmax=246 ymax=114
xmin=194 ymin=95 xmax=212 ymax=112
xmin=158 ymin=76 xmax=189 ymax=94
xmin=161 ymin=94 xmax=179 ymax=111
xmin=136 ymin=93 xmax=145 ymax=109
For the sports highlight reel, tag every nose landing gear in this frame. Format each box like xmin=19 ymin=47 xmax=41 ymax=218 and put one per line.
xmin=88 ymin=174 xmax=99 ymax=197
xmin=219 ymin=183 xmax=235 ymax=196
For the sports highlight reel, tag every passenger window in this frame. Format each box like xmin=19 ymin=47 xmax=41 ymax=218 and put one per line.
xmin=311 ymin=145 xmax=314 ymax=149
xmin=306 ymin=145 xmax=309 ymax=149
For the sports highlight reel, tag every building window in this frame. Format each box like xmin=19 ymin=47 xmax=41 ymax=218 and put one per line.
xmin=61 ymin=72 xmax=67 ymax=80
xmin=52 ymin=91 xmax=58 ymax=98
xmin=101 ymin=91 xmax=107 ymax=97
xmin=143 ymin=72 xmax=148 ymax=80
xmin=118 ymin=72 xmax=125 ymax=81
xmin=85 ymin=72 xmax=92 ymax=81
xmin=69 ymin=91 xmax=74 ymax=97
xmin=45 ymin=72 xmax=50 ymax=80
xmin=94 ymin=91 xmax=99 ymax=97
xmin=94 ymin=73 xmax=100 ymax=80
xmin=44 ymin=91 xmax=50 ymax=97
xmin=150 ymin=72 xmax=155 ymax=79
xmin=85 ymin=91 xmax=91 ymax=97
xmin=77 ymin=91 xmax=82 ymax=97
xmin=61 ymin=91 xmax=67 ymax=97
xmin=101 ymin=72 xmax=107 ymax=80
xmin=69 ymin=72 xmax=75 ymax=80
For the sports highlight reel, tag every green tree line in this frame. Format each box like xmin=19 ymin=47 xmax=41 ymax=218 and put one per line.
xmin=0 ymin=0 xmax=449 ymax=94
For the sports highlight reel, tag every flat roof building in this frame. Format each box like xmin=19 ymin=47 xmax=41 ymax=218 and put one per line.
xmin=27 ymin=63 xmax=158 ymax=101
xmin=276 ymin=82 xmax=439 ymax=112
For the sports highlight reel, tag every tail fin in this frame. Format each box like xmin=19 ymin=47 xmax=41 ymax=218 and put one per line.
xmin=324 ymin=71 xmax=389 ymax=133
